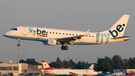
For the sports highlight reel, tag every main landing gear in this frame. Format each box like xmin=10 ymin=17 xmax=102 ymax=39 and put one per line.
xmin=61 ymin=43 xmax=68 ymax=50
xmin=17 ymin=39 xmax=21 ymax=47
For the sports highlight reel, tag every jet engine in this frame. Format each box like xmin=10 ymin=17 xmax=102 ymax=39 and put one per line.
xmin=43 ymin=39 xmax=57 ymax=45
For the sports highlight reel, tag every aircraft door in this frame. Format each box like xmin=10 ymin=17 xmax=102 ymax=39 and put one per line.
xmin=96 ymin=32 xmax=100 ymax=43
xmin=22 ymin=27 xmax=28 ymax=36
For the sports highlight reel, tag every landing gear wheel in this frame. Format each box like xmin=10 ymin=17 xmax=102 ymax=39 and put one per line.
xmin=17 ymin=39 xmax=21 ymax=47
xmin=64 ymin=46 xmax=68 ymax=50
xmin=61 ymin=46 xmax=65 ymax=50
xmin=61 ymin=43 xmax=68 ymax=50
xmin=17 ymin=44 xmax=20 ymax=47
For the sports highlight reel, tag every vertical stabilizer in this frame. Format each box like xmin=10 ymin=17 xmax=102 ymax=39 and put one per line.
xmin=101 ymin=15 xmax=130 ymax=38
xmin=42 ymin=60 xmax=52 ymax=70
xmin=89 ymin=64 xmax=94 ymax=70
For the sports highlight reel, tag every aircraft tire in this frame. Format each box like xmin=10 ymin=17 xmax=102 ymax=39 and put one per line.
xmin=17 ymin=44 xmax=20 ymax=47
xmin=65 ymin=46 xmax=68 ymax=50
xmin=61 ymin=46 xmax=65 ymax=50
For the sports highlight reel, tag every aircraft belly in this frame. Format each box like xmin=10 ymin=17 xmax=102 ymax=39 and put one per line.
xmin=107 ymin=39 xmax=124 ymax=43
xmin=4 ymin=35 xmax=48 ymax=41
xmin=73 ymin=38 xmax=98 ymax=45
xmin=51 ymin=71 xmax=70 ymax=75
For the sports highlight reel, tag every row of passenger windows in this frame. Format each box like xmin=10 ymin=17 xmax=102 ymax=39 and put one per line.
xmin=46 ymin=31 xmax=95 ymax=37
xmin=0 ymin=67 xmax=18 ymax=70
xmin=29 ymin=29 xmax=95 ymax=37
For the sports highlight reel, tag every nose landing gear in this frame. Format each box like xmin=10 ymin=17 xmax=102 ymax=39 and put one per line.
xmin=61 ymin=43 xmax=68 ymax=50
xmin=17 ymin=39 xmax=21 ymax=47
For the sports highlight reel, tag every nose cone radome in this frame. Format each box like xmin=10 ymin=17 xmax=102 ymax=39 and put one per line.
xmin=3 ymin=33 xmax=6 ymax=37
xmin=3 ymin=32 xmax=9 ymax=37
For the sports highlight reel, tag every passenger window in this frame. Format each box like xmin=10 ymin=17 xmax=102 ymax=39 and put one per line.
xmin=63 ymin=33 xmax=65 ymax=35
xmin=92 ymin=36 xmax=94 ymax=37
xmin=89 ymin=35 xmax=91 ymax=37
xmin=53 ymin=32 xmax=54 ymax=34
xmin=69 ymin=34 xmax=71 ymax=35
xmin=72 ymin=34 xmax=74 ymax=36
xmin=50 ymin=32 xmax=51 ymax=34
xmin=66 ymin=33 xmax=68 ymax=35
xmin=56 ymin=32 xmax=58 ymax=34
xmin=59 ymin=33 xmax=61 ymax=34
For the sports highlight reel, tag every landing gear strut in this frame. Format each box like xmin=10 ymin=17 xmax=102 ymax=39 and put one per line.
xmin=61 ymin=43 xmax=68 ymax=50
xmin=17 ymin=39 xmax=21 ymax=47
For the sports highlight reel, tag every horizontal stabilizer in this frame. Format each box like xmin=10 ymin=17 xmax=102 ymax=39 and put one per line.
xmin=111 ymin=36 xmax=130 ymax=41
xmin=111 ymin=36 xmax=129 ymax=39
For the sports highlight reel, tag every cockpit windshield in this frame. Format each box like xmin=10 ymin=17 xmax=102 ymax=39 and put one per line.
xmin=10 ymin=28 xmax=17 ymax=31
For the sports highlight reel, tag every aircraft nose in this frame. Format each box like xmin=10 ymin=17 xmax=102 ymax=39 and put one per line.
xmin=3 ymin=33 xmax=7 ymax=37
xmin=3 ymin=31 xmax=10 ymax=37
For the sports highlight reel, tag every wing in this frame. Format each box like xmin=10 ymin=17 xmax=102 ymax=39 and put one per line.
xmin=69 ymin=72 xmax=80 ymax=75
xmin=69 ymin=72 xmax=84 ymax=76
xmin=56 ymin=29 xmax=90 ymax=44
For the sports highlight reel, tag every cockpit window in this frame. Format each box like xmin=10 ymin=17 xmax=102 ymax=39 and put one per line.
xmin=10 ymin=28 xmax=17 ymax=31
xmin=14 ymin=28 xmax=17 ymax=30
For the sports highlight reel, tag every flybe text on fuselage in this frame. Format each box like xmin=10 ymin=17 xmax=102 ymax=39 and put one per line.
xmin=28 ymin=28 xmax=48 ymax=37
xmin=96 ymin=24 xmax=125 ymax=43
xmin=96 ymin=33 xmax=109 ymax=43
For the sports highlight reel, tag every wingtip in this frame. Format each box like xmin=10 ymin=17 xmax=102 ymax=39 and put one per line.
xmin=123 ymin=14 xmax=130 ymax=17
xmin=87 ymin=29 xmax=90 ymax=32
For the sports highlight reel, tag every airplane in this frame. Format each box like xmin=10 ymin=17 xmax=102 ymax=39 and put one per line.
xmin=3 ymin=15 xmax=130 ymax=50
xmin=126 ymin=72 xmax=135 ymax=75
xmin=41 ymin=60 xmax=98 ymax=76
xmin=95 ymin=72 xmax=112 ymax=76
xmin=96 ymin=69 xmax=124 ymax=76
xmin=111 ymin=69 xmax=124 ymax=76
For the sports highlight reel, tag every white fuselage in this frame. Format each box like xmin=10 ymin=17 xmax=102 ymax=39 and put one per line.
xmin=3 ymin=26 xmax=127 ymax=45
xmin=42 ymin=69 xmax=98 ymax=75
xmin=3 ymin=15 xmax=130 ymax=49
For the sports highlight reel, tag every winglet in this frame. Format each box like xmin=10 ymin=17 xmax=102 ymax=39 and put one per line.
xmin=84 ymin=29 xmax=90 ymax=36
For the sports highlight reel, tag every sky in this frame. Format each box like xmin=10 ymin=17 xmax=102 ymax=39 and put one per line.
xmin=0 ymin=0 xmax=135 ymax=64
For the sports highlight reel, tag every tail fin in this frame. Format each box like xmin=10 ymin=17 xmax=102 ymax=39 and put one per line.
xmin=42 ymin=60 xmax=52 ymax=70
xmin=101 ymin=15 xmax=130 ymax=38
xmin=119 ymin=69 xmax=124 ymax=72
xmin=89 ymin=64 xmax=94 ymax=70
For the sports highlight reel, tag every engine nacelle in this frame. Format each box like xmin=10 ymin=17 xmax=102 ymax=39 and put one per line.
xmin=43 ymin=39 xmax=57 ymax=45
